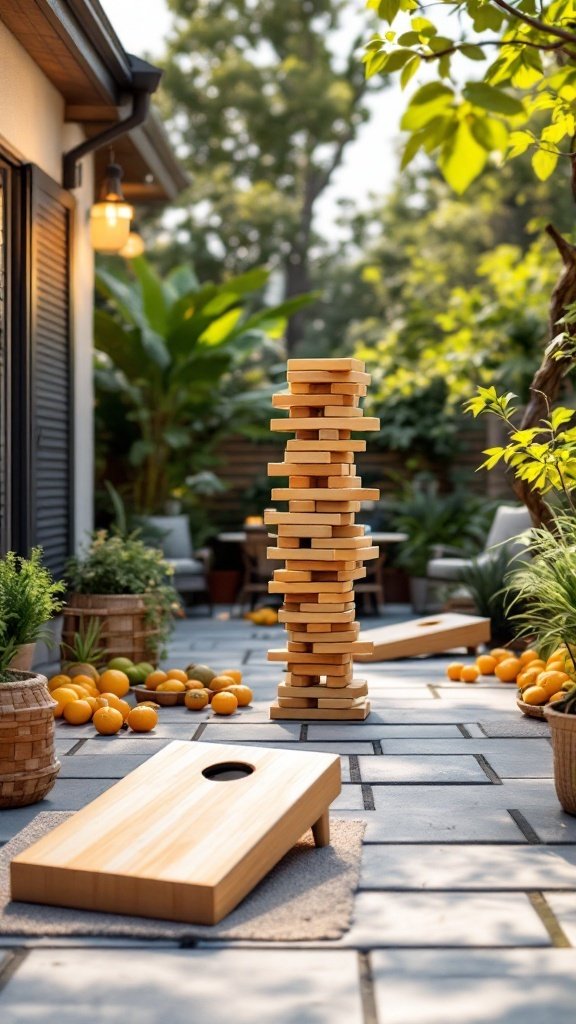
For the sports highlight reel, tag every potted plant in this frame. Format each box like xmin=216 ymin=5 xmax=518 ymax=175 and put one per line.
xmin=62 ymin=531 xmax=180 ymax=668
xmin=0 ymin=548 xmax=64 ymax=808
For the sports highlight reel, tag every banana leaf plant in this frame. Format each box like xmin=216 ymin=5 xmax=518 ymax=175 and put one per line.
xmin=94 ymin=257 xmax=313 ymax=515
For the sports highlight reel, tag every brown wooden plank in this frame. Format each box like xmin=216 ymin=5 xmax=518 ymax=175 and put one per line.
xmin=270 ymin=701 xmax=370 ymax=721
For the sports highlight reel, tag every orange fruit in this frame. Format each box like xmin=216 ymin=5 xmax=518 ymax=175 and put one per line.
xmin=63 ymin=699 xmax=93 ymax=725
xmin=521 ymin=685 xmax=548 ymax=706
xmin=490 ymin=648 xmax=512 ymax=662
xmin=92 ymin=706 xmax=124 ymax=735
xmin=475 ymin=655 xmax=497 ymax=676
xmin=185 ymin=679 xmax=206 ymax=691
xmin=126 ymin=706 xmax=158 ymax=732
xmin=548 ymin=691 xmax=566 ymax=703
xmin=97 ymin=669 xmax=130 ymax=698
xmin=99 ymin=693 xmax=131 ymax=719
xmin=138 ymin=700 xmax=161 ymax=709
xmin=536 ymin=670 xmax=570 ymax=699
xmin=48 ymin=674 xmax=71 ymax=691
xmin=495 ymin=657 xmax=522 ymax=683
xmin=209 ymin=674 xmax=237 ymax=693
xmin=446 ymin=662 xmax=464 ymax=681
xmin=51 ymin=687 xmax=81 ymax=717
xmin=84 ymin=696 xmax=99 ymax=714
xmin=227 ymin=684 xmax=253 ymax=706
xmin=184 ymin=689 xmax=210 ymax=710
xmin=145 ymin=670 xmax=168 ymax=690
xmin=71 ymin=674 xmax=99 ymax=691
xmin=211 ymin=691 xmax=238 ymax=716
xmin=156 ymin=679 xmax=186 ymax=693
xmin=65 ymin=683 xmax=91 ymax=699
xmin=519 ymin=649 xmax=539 ymax=667
xmin=516 ymin=666 xmax=542 ymax=689
xmin=460 ymin=665 xmax=480 ymax=683
xmin=165 ymin=668 xmax=188 ymax=683
xmin=93 ymin=696 xmax=110 ymax=712
xmin=220 ymin=669 xmax=243 ymax=684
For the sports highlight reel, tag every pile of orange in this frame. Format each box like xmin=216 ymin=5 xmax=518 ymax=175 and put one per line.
xmin=47 ymin=668 xmax=158 ymax=735
xmin=143 ymin=664 xmax=253 ymax=717
xmin=445 ymin=646 xmax=576 ymax=707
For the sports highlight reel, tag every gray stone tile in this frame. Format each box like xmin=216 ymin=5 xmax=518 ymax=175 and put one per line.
xmin=333 ymin=784 xmax=364 ymax=811
xmin=79 ymin=737 xmax=175 ymax=756
xmin=54 ymin=738 xmax=82 ymax=755
xmin=360 ymin=844 xmax=576 ymax=890
xmin=371 ymin=949 xmax=576 ymax=1024
xmin=367 ymin=791 xmax=526 ymax=842
xmin=0 ymin=779 xmax=115 ymax=842
xmin=209 ymin=740 xmax=374 ymax=756
xmin=308 ymin=725 xmax=463 ymax=740
xmin=358 ymin=754 xmax=490 ymax=785
xmin=480 ymin=718 xmax=551 ymax=738
xmin=199 ymin=723 xmax=301 ymax=742
xmin=376 ymin=738 xmax=553 ymax=778
xmin=516 ymin=806 xmax=576 ymax=843
xmin=340 ymin=892 xmax=550 ymax=948
xmin=58 ymin=755 xmax=152 ymax=778
xmin=0 ymin=948 xmax=363 ymax=1023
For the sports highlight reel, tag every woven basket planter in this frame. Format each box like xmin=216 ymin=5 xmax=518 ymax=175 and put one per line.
xmin=0 ymin=671 xmax=60 ymax=809
xmin=61 ymin=593 xmax=159 ymax=667
xmin=544 ymin=705 xmax=576 ymax=815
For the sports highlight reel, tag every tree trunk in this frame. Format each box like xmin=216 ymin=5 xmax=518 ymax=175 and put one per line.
xmin=512 ymin=223 xmax=576 ymax=528
xmin=284 ymin=169 xmax=316 ymax=357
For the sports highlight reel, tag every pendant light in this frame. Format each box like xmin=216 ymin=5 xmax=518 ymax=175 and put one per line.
xmin=90 ymin=159 xmax=134 ymax=253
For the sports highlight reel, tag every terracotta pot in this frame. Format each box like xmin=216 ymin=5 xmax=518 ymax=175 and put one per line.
xmin=61 ymin=593 xmax=159 ymax=667
xmin=208 ymin=570 xmax=242 ymax=604
xmin=8 ymin=643 xmax=36 ymax=672
xmin=0 ymin=671 xmax=60 ymax=809
xmin=544 ymin=705 xmax=576 ymax=815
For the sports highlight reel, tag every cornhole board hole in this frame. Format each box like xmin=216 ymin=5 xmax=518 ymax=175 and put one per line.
xmin=356 ymin=613 xmax=491 ymax=662
xmin=10 ymin=740 xmax=341 ymax=926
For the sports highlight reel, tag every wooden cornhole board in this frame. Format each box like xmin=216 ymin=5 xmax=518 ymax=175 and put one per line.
xmin=356 ymin=613 xmax=491 ymax=662
xmin=10 ymin=741 xmax=341 ymax=926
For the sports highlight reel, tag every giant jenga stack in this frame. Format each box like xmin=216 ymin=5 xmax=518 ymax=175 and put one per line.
xmin=266 ymin=358 xmax=380 ymax=721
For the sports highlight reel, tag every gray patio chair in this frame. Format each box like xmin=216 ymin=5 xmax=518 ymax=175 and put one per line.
xmin=426 ymin=504 xmax=532 ymax=582
xmin=142 ymin=514 xmax=212 ymax=611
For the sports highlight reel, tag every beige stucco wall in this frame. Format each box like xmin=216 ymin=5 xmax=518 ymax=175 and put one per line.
xmin=0 ymin=20 xmax=95 ymax=550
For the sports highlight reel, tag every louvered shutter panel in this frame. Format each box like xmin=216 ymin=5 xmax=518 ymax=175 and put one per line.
xmin=29 ymin=168 xmax=74 ymax=577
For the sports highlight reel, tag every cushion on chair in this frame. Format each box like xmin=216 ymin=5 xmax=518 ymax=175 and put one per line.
xmin=168 ymin=558 xmax=205 ymax=576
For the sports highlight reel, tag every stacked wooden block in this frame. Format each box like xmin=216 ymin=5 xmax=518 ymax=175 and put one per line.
xmin=266 ymin=358 xmax=380 ymax=721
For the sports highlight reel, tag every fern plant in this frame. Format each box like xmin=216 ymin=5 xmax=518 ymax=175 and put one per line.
xmin=0 ymin=549 xmax=65 ymax=681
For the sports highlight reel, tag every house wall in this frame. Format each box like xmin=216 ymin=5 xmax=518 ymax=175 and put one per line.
xmin=0 ymin=20 xmax=94 ymax=552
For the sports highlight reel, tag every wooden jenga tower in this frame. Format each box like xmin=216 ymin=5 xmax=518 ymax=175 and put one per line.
xmin=266 ymin=358 xmax=380 ymax=721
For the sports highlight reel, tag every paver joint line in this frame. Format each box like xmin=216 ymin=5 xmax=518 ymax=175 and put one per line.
xmin=457 ymin=723 xmax=471 ymax=738
xmin=65 ymin=739 xmax=88 ymax=756
xmin=349 ymin=755 xmax=361 ymax=784
xmin=0 ymin=950 xmax=28 ymax=996
xmin=358 ymin=951 xmax=380 ymax=1024
xmin=528 ymin=892 xmax=573 ymax=947
xmin=361 ymin=784 xmax=375 ymax=811
xmin=474 ymin=753 xmax=503 ymax=785
xmin=508 ymin=809 xmax=543 ymax=845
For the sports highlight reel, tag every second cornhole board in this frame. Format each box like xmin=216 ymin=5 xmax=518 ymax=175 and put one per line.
xmin=10 ymin=741 xmax=340 ymax=926
xmin=356 ymin=613 xmax=491 ymax=662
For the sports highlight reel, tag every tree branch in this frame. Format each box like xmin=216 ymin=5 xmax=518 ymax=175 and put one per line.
xmin=491 ymin=0 xmax=576 ymax=45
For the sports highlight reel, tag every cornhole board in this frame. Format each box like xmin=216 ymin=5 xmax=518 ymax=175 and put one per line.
xmin=356 ymin=613 xmax=491 ymax=662
xmin=10 ymin=741 xmax=341 ymax=926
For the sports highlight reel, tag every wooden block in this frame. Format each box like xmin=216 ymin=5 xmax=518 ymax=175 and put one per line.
xmin=312 ymin=537 xmax=372 ymax=549
xmin=330 ymin=383 xmax=367 ymax=396
xmin=318 ymin=696 xmax=365 ymax=709
xmin=279 ymin=610 xmax=355 ymax=623
xmin=286 ymin=662 xmax=352 ymax=677
xmin=273 ymin=570 xmax=312 ymax=582
xmin=315 ymin=502 xmax=361 ymax=513
xmin=286 ymin=673 xmax=319 ymax=687
xmin=270 ymin=701 xmax=370 ymax=721
xmin=312 ymin=641 xmax=374 ymax=655
xmin=291 ymin=628 xmax=359 ymax=643
xmin=279 ymin=537 xmax=300 ymax=548
xmin=315 ymin=568 xmax=366 ymax=582
xmin=324 ymin=672 xmax=354 ymax=687
xmin=264 ymin=510 xmax=348 ymax=526
xmin=356 ymin=613 xmax=491 ymax=662
xmin=273 ymin=393 xmax=348 ymax=407
xmin=289 ymin=476 xmax=312 ymax=488
xmin=285 ymin=560 xmax=357 ymax=571
xmin=318 ymin=429 xmax=340 ymax=440
xmin=288 ymin=641 xmax=309 ymax=653
xmin=269 ymin=464 xmax=347 ymax=477
xmin=299 ymin=603 xmax=354 ymax=614
xmin=269 ymin=580 xmax=352 ymax=594
xmin=278 ymin=680 xmax=368 ymax=700
xmin=271 ymin=418 xmax=379 ymax=432
xmin=332 ymin=526 xmax=365 ymax=537
xmin=272 ymin=488 xmax=380 ymax=502
xmin=10 ymin=741 xmax=341 ymax=926
xmin=278 ymin=698 xmax=317 ymax=708
xmin=289 ymin=501 xmax=316 ymax=512
xmin=277 ymin=525 xmax=333 ymax=538
xmin=268 ymin=547 xmax=335 ymax=562
xmin=287 ymin=358 xmax=366 ymax=372
xmin=284 ymin=450 xmax=332 ymax=464
xmin=326 ymin=476 xmax=362 ymax=488
xmin=324 ymin=406 xmax=363 ymax=417
xmin=287 ymin=370 xmax=371 ymax=384
xmin=269 ymin=649 xmax=349 ymax=665
xmin=287 ymin=439 xmax=366 ymax=452
xmin=305 ymin=623 xmax=331 ymax=633
xmin=329 ymin=452 xmax=354 ymax=463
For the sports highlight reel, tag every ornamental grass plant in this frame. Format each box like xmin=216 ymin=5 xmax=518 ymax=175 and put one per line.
xmin=0 ymin=549 xmax=65 ymax=680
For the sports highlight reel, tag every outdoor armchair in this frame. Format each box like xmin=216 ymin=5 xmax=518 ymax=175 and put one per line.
xmin=426 ymin=504 xmax=532 ymax=582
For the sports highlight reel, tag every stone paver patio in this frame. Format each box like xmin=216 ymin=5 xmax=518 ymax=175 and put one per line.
xmin=1 ymin=611 xmax=576 ymax=1022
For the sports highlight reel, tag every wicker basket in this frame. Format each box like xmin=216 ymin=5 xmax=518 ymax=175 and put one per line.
xmin=0 ymin=671 xmax=60 ymax=809
xmin=61 ymin=593 xmax=160 ymax=667
xmin=544 ymin=705 xmax=576 ymax=815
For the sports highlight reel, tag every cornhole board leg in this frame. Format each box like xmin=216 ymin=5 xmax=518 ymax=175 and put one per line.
xmin=356 ymin=613 xmax=491 ymax=662
xmin=10 ymin=741 xmax=341 ymax=926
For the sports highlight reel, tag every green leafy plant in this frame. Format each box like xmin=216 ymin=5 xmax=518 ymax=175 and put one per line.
xmin=457 ymin=547 xmax=520 ymax=645
xmin=505 ymin=516 xmax=576 ymax=701
xmin=465 ymin=385 xmax=576 ymax=526
xmin=0 ymin=549 xmax=65 ymax=681
xmin=60 ymin=618 xmax=106 ymax=669
xmin=95 ymin=256 xmax=312 ymax=515
xmin=65 ymin=532 xmax=180 ymax=655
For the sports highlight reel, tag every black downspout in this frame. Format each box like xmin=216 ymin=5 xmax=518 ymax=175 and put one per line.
xmin=62 ymin=89 xmax=154 ymax=190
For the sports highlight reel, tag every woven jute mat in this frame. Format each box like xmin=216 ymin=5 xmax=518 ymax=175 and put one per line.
xmin=0 ymin=812 xmax=364 ymax=942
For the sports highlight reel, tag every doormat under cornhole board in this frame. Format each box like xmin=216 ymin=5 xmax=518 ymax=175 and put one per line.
xmin=1 ymin=813 xmax=364 ymax=941
xmin=10 ymin=741 xmax=343 ymax=927
xmin=356 ymin=613 xmax=491 ymax=662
